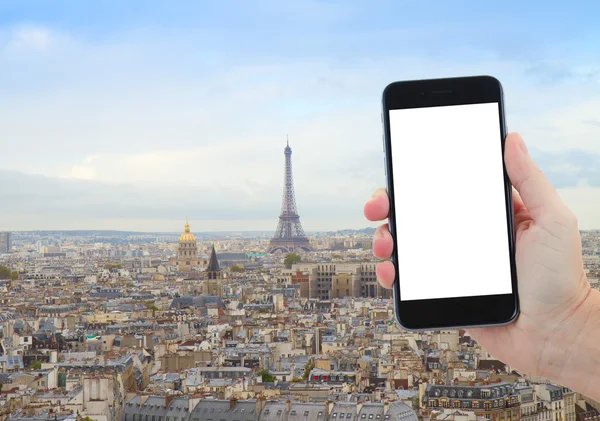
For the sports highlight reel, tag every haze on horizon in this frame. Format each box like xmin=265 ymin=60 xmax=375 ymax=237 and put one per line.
xmin=1 ymin=1 xmax=600 ymax=232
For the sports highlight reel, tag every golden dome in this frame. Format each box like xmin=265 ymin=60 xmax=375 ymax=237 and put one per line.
xmin=179 ymin=218 xmax=197 ymax=243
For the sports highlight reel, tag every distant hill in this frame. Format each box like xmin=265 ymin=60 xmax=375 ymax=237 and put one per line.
xmin=14 ymin=227 xmax=377 ymax=238
xmin=322 ymin=227 xmax=376 ymax=236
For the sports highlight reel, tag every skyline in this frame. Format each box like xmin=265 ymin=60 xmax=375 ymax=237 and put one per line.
xmin=1 ymin=1 xmax=600 ymax=231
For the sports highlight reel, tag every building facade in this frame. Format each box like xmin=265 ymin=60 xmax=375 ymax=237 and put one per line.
xmin=291 ymin=262 xmax=391 ymax=300
xmin=422 ymin=382 xmax=521 ymax=421
xmin=0 ymin=232 xmax=11 ymax=254
xmin=202 ymin=245 xmax=224 ymax=298
xmin=122 ymin=395 xmax=418 ymax=421
xmin=176 ymin=220 xmax=201 ymax=272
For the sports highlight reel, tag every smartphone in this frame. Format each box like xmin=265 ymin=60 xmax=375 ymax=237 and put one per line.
xmin=381 ymin=76 xmax=519 ymax=330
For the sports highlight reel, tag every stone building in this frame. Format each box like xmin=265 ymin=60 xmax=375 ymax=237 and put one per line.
xmin=202 ymin=245 xmax=225 ymax=298
xmin=422 ymin=382 xmax=521 ymax=421
xmin=291 ymin=263 xmax=391 ymax=300
xmin=176 ymin=220 xmax=201 ymax=272
xmin=122 ymin=395 xmax=419 ymax=421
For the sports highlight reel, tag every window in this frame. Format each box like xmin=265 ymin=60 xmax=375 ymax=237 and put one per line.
xmin=304 ymin=412 xmax=309 ymax=416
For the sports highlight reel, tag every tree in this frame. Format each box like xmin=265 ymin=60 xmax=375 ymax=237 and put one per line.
xmin=30 ymin=360 xmax=42 ymax=370
xmin=9 ymin=271 xmax=18 ymax=280
xmin=331 ymin=254 xmax=342 ymax=260
xmin=104 ymin=263 xmax=122 ymax=270
xmin=144 ymin=301 xmax=158 ymax=311
xmin=284 ymin=253 xmax=301 ymax=269
xmin=302 ymin=361 xmax=315 ymax=381
xmin=230 ymin=264 xmax=245 ymax=273
xmin=258 ymin=369 xmax=275 ymax=383
xmin=0 ymin=266 xmax=11 ymax=280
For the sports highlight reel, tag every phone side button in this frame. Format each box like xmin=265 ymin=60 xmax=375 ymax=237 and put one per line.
xmin=383 ymin=157 xmax=387 ymax=176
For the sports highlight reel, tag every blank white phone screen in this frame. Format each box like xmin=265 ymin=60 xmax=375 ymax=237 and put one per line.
xmin=389 ymin=102 xmax=512 ymax=301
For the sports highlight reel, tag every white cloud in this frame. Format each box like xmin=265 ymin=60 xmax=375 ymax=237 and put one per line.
xmin=0 ymin=23 xmax=599 ymax=231
xmin=71 ymin=165 xmax=96 ymax=180
xmin=6 ymin=26 xmax=54 ymax=51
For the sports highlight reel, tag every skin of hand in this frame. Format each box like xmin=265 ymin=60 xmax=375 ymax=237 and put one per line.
xmin=364 ymin=132 xmax=600 ymax=399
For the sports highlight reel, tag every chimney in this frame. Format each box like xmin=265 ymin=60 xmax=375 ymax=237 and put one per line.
xmin=256 ymin=396 xmax=266 ymax=414
xmin=230 ymin=397 xmax=237 ymax=411
xmin=327 ymin=400 xmax=334 ymax=415
xmin=357 ymin=402 xmax=363 ymax=415
xmin=286 ymin=400 xmax=291 ymax=412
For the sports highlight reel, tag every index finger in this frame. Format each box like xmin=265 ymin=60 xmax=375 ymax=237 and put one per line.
xmin=364 ymin=188 xmax=389 ymax=222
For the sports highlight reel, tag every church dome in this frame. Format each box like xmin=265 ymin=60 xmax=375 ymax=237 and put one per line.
xmin=179 ymin=219 xmax=197 ymax=243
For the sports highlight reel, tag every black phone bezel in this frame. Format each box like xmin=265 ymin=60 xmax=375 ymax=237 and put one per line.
xmin=382 ymin=75 xmax=519 ymax=330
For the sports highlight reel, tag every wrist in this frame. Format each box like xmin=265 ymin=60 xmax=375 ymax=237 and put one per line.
xmin=542 ymin=287 xmax=600 ymax=398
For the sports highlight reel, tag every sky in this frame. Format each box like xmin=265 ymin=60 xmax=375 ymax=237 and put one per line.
xmin=0 ymin=0 xmax=599 ymax=232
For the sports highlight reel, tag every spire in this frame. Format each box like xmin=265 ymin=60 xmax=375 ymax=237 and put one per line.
xmin=184 ymin=218 xmax=190 ymax=233
xmin=287 ymin=134 xmax=289 ymax=147
xmin=206 ymin=244 xmax=220 ymax=272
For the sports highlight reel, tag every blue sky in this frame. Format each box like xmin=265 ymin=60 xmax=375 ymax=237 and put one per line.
xmin=0 ymin=1 xmax=599 ymax=231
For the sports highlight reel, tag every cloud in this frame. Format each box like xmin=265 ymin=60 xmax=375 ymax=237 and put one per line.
xmin=583 ymin=119 xmax=600 ymax=128
xmin=5 ymin=26 xmax=54 ymax=51
xmin=0 ymin=17 xmax=599 ymax=230
xmin=530 ymin=148 xmax=600 ymax=188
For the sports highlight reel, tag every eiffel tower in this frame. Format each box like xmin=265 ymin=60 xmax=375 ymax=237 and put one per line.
xmin=269 ymin=139 xmax=311 ymax=253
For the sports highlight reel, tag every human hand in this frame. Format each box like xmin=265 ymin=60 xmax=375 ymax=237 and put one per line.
xmin=365 ymin=132 xmax=600 ymax=396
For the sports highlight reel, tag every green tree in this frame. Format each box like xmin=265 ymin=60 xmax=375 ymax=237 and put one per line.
xmin=284 ymin=253 xmax=301 ymax=269
xmin=104 ymin=264 xmax=122 ymax=270
xmin=0 ymin=266 xmax=11 ymax=280
xmin=9 ymin=271 xmax=18 ymax=280
xmin=230 ymin=264 xmax=245 ymax=273
xmin=125 ymin=282 xmax=135 ymax=287
xmin=144 ymin=301 xmax=158 ymax=311
xmin=30 ymin=360 xmax=42 ymax=370
xmin=302 ymin=361 xmax=315 ymax=381
xmin=258 ymin=369 xmax=275 ymax=383
xmin=331 ymin=254 xmax=342 ymax=260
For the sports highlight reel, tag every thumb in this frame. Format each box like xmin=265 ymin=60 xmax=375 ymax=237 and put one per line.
xmin=504 ymin=132 xmax=566 ymax=222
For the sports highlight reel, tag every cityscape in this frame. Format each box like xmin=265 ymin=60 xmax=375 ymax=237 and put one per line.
xmin=0 ymin=142 xmax=600 ymax=421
